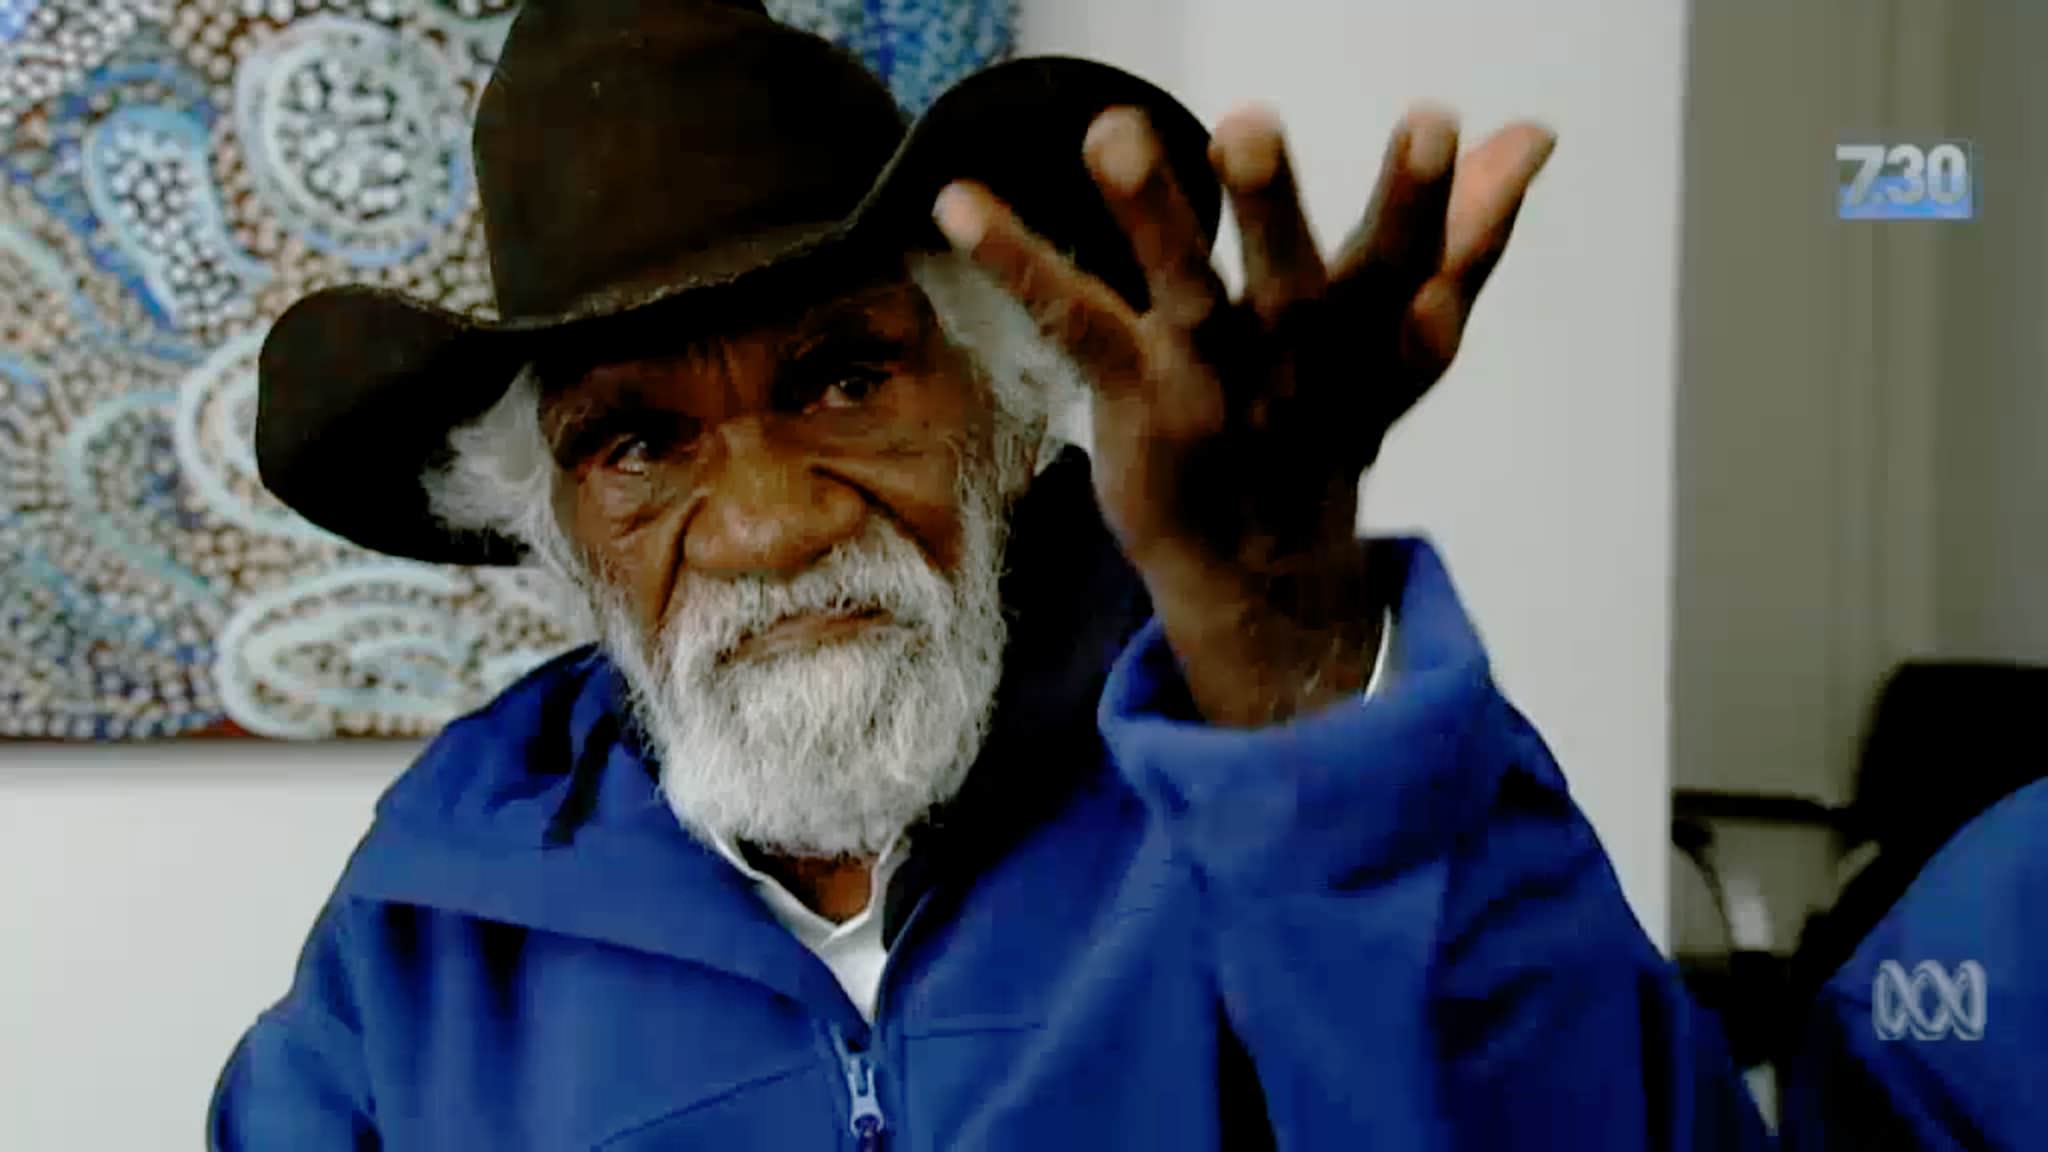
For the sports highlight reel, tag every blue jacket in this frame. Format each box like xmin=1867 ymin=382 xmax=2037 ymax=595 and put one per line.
xmin=210 ymin=459 xmax=1765 ymax=1150
xmin=1780 ymin=776 xmax=2048 ymax=1151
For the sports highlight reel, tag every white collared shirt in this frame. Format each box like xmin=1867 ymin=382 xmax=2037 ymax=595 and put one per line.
xmin=714 ymin=611 xmax=1397 ymax=1021
xmin=708 ymin=830 xmax=908 ymax=1020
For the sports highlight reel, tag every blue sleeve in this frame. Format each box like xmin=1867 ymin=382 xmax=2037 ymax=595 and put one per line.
xmin=1426 ymin=729 xmax=1770 ymax=1152
xmin=208 ymin=901 xmax=379 ymax=1150
xmin=1099 ymin=620 xmax=1768 ymax=1151
xmin=1777 ymin=1005 xmax=1953 ymax=1152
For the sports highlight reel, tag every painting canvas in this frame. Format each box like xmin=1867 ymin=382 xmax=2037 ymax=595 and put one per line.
xmin=0 ymin=0 xmax=1015 ymax=741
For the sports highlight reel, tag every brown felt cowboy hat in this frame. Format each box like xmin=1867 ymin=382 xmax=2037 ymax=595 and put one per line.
xmin=254 ymin=0 xmax=1219 ymax=567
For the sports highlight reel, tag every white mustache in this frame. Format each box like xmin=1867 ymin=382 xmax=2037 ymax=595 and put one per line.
xmin=667 ymin=522 xmax=954 ymax=667
xmin=609 ymin=451 xmax=1013 ymax=858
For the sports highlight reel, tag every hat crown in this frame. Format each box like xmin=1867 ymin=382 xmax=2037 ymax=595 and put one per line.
xmin=472 ymin=0 xmax=907 ymax=319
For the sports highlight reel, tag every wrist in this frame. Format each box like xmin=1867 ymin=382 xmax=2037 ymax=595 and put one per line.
xmin=1147 ymin=539 xmax=1381 ymax=727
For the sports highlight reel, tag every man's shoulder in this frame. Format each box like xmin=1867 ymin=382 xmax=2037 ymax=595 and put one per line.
xmin=1832 ymin=775 xmax=2048 ymax=993
xmin=1791 ymin=779 xmax=2048 ymax=1148
xmin=374 ymin=644 xmax=623 ymax=831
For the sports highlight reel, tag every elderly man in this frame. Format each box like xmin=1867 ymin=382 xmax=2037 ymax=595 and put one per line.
xmin=213 ymin=0 xmax=1766 ymax=1148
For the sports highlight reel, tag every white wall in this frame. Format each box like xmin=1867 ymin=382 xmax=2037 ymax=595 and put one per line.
xmin=1024 ymin=0 xmax=1686 ymax=933
xmin=2 ymin=3 xmax=1688 ymax=1148
xmin=1673 ymin=0 xmax=1955 ymax=819
xmin=1666 ymin=0 xmax=1918 ymax=962
xmin=1935 ymin=0 xmax=2048 ymax=664
xmin=1666 ymin=0 xmax=2048 ymax=961
xmin=0 ymin=743 xmax=409 ymax=1150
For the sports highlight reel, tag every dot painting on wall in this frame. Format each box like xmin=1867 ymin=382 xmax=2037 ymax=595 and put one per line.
xmin=0 ymin=0 xmax=1016 ymax=741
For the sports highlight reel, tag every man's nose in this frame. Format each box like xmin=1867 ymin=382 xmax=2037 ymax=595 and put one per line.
xmin=683 ymin=417 xmax=866 ymax=575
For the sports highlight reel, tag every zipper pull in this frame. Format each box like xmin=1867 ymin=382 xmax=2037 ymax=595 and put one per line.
xmin=830 ymin=1026 xmax=887 ymax=1151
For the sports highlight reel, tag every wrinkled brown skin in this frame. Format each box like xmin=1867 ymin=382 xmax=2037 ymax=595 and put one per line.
xmin=935 ymin=104 xmax=1556 ymax=728
xmin=540 ymin=277 xmax=986 ymax=642
xmin=539 ymin=278 xmax=986 ymax=920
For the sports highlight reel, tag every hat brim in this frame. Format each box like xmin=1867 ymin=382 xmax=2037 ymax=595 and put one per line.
xmin=255 ymin=55 xmax=1220 ymax=567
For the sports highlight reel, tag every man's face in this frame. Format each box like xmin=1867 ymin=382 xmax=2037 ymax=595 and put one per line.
xmin=539 ymin=273 xmax=1018 ymax=858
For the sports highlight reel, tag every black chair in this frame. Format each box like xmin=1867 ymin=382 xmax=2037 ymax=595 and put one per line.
xmin=1671 ymin=792 xmax=1831 ymax=1071
xmin=1672 ymin=660 xmax=2048 ymax=1073
xmin=1784 ymin=660 xmax=2048 ymax=1024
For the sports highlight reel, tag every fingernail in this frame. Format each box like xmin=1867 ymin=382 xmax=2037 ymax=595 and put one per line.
xmin=1085 ymin=108 xmax=1153 ymax=195
xmin=1405 ymin=110 xmax=1458 ymax=179
xmin=933 ymin=182 xmax=987 ymax=249
xmin=1212 ymin=106 xmax=1283 ymax=191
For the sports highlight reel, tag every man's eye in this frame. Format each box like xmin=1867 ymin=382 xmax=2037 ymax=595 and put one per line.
xmin=817 ymin=370 xmax=886 ymax=409
xmin=604 ymin=436 xmax=655 ymax=474
xmin=591 ymin=413 xmax=700 ymax=474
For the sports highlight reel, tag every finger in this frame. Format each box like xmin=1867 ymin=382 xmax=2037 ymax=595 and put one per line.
xmin=1442 ymin=123 xmax=1556 ymax=293
xmin=1209 ymin=104 xmax=1327 ymax=325
xmin=933 ymin=180 xmax=1149 ymax=396
xmin=1083 ymin=106 xmax=1229 ymax=331
xmin=1328 ymin=104 xmax=1460 ymax=294
xmin=1396 ymin=129 xmax=1555 ymax=389
xmin=1396 ymin=274 xmax=1467 ymax=393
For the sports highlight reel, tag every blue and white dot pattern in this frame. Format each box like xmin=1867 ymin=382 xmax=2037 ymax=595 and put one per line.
xmin=766 ymin=0 xmax=1015 ymax=113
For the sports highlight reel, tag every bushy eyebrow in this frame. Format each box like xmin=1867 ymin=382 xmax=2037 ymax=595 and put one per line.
xmin=783 ymin=280 xmax=933 ymax=354
xmin=771 ymin=284 xmax=936 ymax=403
xmin=544 ymin=386 xmax=690 ymax=467
xmin=537 ymin=277 xmax=938 ymax=460
xmin=782 ymin=324 xmax=916 ymax=372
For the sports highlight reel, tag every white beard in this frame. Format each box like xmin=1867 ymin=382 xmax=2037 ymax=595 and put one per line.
xmin=596 ymin=458 xmax=1011 ymax=858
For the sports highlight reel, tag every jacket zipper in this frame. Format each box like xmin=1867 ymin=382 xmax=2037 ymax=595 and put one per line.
xmin=830 ymin=1024 xmax=886 ymax=1151
xmin=827 ymin=887 xmax=937 ymax=1152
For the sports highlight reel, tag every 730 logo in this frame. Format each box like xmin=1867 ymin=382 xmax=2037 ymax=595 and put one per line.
xmin=1872 ymin=959 xmax=1987 ymax=1041
xmin=1837 ymin=141 xmax=1977 ymax=220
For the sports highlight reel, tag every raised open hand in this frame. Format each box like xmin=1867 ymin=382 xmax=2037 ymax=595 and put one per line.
xmin=934 ymin=104 xmax=1555 ymax=726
